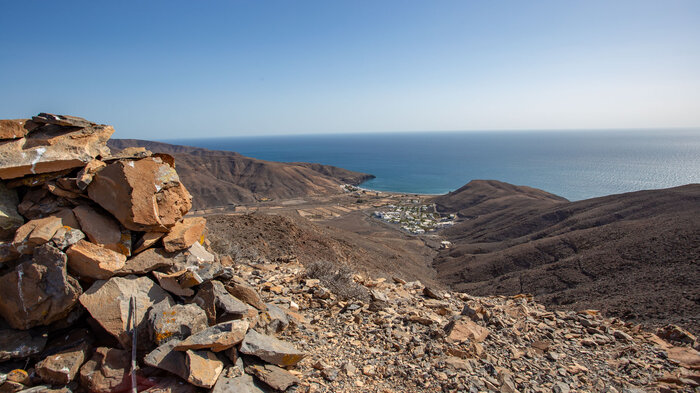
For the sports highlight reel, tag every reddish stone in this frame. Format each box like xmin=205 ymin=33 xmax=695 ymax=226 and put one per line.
xmin=73 ymin=205 xmax=131 ymax=256
xmin=163 ymin=217 xmax=207 ymax=252
xmin=87 ymin=157 xmax=192 ymax=232
xmin=0 ymin=119 xmax=38 ymax=140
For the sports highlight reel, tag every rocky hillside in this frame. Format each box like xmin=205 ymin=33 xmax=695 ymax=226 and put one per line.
xmin=433 ymin=180 xmax=700 ymax=332
xmin=1 ymin=114 xmax=699 ymax=392
xmin=107 ymin=139 xmax=374 ymax=210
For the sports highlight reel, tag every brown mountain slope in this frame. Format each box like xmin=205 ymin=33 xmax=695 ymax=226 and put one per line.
xmin=433 ymin=181 xmax=700 ymax=331
xmin=205 ymin=212 xmax=440 ymax=287
xmin=107 ymin=139 xmax=374 ymax=210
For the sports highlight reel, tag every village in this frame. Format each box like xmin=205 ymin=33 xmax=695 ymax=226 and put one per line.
xmin=373 ymin=201 xmax=456 ymax=234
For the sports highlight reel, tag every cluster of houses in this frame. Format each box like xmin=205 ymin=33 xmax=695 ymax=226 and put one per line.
xmin=373 ymin=202 xmax=455 ymax=234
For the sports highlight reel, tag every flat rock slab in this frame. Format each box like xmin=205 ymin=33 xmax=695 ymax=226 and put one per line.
xmin=67 ymin=239 xmax=127 ymax=280
xmin=0 ymin=244 xmax=82 ymax=330
xmin=32 ymin=113 xmax=95 ymax=128
xmin=175 ymin=320 xmax=249 ymax=352
xmin=87 ymin=157 xmax=192 ymax=232
xmin=0 ymin=123 xmax=113 ymax=180
xmin=117 ymin=247 xmax=176 ymax=275
xmin=246 ymin=362 xmax=300 ymax=391
xmin=79 ymin=347 xmax=131 ymax=393
xmin=184 ymin=349 xmax=223 ymax=388
xmin=0 ymin=329 xmax=47 ymax=361
xmin=140 ymin=377 xmax=200 ymax=393
xmin=80 ymin=275 xmax=173 ymax=349
xmin=150 ymin=303 xmax=208 ymax=346
xmin=239 ymin=329 xmax=306 ymax=367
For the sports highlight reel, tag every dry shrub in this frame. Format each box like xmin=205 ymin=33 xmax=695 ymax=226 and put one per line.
xmin=305 ymin=260 xmax=369 ymax=302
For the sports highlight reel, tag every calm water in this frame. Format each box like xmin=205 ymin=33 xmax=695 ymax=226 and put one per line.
xmin=167 ymin=129 xmax=700 ymax=201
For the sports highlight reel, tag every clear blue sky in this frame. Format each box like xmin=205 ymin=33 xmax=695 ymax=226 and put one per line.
xmin=1 ymin=1 xmax=699 ymax=138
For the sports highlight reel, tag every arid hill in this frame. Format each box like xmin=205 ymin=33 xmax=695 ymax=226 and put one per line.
xmin=205 ymin=212 xmax=440 ymax=287
xmin=107 ymin=139 xmax=374 ymax=210
xmin=433 ymin=180 xmax=700 ymax=331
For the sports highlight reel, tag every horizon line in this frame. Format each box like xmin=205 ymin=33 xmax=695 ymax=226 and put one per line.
xmin=151 ymin=125 xmax=700 ymax=141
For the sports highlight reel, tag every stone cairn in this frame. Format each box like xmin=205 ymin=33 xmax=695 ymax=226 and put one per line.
xmin=0 ymin=114 xmax=304 ymax=392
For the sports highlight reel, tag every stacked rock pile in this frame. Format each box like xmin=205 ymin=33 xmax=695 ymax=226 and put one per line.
xmin=0 ymin=114 xmax=305 ymax=392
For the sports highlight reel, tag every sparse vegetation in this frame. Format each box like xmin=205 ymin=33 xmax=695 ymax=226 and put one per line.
xmin=305 ymin=260 xmax=370 ymax=301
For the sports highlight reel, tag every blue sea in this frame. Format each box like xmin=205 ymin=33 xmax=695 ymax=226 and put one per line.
xmin=167 ymin=129 xmax=700 ymax=201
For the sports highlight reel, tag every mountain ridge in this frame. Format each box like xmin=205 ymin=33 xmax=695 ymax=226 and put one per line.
xmin=433 ymin=180 xmax=700 ymax=331
xmin=107 ymin=139 xmax=374 ymax=210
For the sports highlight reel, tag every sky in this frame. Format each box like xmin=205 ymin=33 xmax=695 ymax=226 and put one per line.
xmin=1 ymin=1 xmax=699 ymax=139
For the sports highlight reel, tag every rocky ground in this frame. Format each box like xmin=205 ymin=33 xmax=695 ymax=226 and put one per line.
xmin=240 ymin=259 xmax=700 ymax=392
xmin=0 ymin=114 xmax=699 ymax=393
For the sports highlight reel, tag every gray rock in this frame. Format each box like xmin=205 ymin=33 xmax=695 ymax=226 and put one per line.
xmin=149 ymin=303 xmax=208 ymax=346
xmin=210 ymin=369 xmax=268 ymax=393
xmin=0 ymin=329 xmax=47 ymax=361
xmin=261 ymin=303 xmax=290 ymax=334
xmin=174 ymin=320 xmax=249 ymax=352
xmin=32 ymin=113 xmax=95 ymax=128
xmin=239 ymin=329 xmax=306 ymax=367
xmin=553 ymin=382 xmax=570 ymax=393
xmin=193 ymin=280 xmax=252 ymax=324
xmin=144 ymin=340 xmax=188 ymax=380
xmin=51 ymin=227 xmax=85 ymax=250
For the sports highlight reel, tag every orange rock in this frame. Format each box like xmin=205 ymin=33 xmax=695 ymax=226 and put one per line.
xmin=66 ymin=240 xmax=126 ymax=280
xmin=12 ymin=216 xmax=63 ymax=254
xmin=76 ymin=159 xmax=106 ymax=190
xmin=133 ymin=231 xmax=165 ymax=254
xmin=163 ymin=217 xmax=207 ymax=252
xmin=184 ymin=350 xmax=224 ymax=388
xmin=0 ymin=119 xmax=38 ymax=140
xmin=79 ymin=276 xmax=173 ymax=349
xmin=87 ymin=157 xmax=192 ymax=232
xmin=73 ymin=205 xmax=131 ymax=256
xmin=445 ymin=318 xmax=490 ymax=343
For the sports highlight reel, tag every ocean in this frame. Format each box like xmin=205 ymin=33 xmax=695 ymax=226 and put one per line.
xmin=167 ymin=129 xmax=700 ymax=201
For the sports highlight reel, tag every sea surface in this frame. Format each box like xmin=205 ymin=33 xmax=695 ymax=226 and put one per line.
xmin=167 ymin=129 xmax=700 ymax=201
